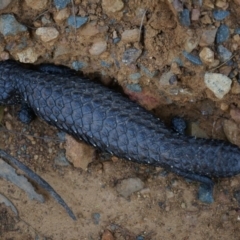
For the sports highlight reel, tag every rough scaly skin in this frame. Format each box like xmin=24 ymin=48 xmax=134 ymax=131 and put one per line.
xmin=0 ymin=60 xmax=240 ymax=182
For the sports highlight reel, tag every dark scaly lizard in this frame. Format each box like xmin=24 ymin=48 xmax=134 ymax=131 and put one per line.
xmin=0 ymin=60 xmax=240 ymax=219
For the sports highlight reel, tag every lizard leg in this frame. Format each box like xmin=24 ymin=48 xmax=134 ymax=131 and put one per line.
xmin=18 ymin=102 xmax=35 ymax=124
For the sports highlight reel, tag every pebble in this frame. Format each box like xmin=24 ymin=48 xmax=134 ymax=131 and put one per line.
xmin=204 ymin=72 xmax=232 ymax=99
xmin=216 ymin=24 xmax=230 ymax=44
xmin=54 ymin=0 xmax=70 ymax=10
xmin=101 ymin=229 xmax=114 ymax=240
xmin=188 ymin=122 xmax=208 ymax=138
xmin=198 ymin=184 xmax=214 ymax=204
xmin=126 ymin=83 xmax=142 ymax=92
xmin=184 ymin=37 xmax=199 ymax=52
xmin=199 ymin=47 xmax=214 ymax=64
xmin=65 ymin=135 xmax=95 ymax=170
xmin=67 ymin=16 xmax=88 ymax=28
xmin=136 ymin=236 xmax=144 ymax=240
xmin=16 ymin=47 xmax=40 ymax=63
xmin=170 ymin=62 xmax=182 ymax=74
xmin=201 ymin=14 xmax=212 ymax=24
xmin=54 ymin=150 xmax=70 ymax=166
xmin=199 ymin=28 xmax=217 ymax=47
xmin=223 ymin=119 xmax=240 ymax=146
xmin=122 ymin=48 xmax=142 ymax=65
xmin=231 ymin=81 xmax=240 ymax=94
xmin=0 ymin=0 xmax=12 ymax=10
xmin=54 ymin=8 xmax=70 ymax=23
xmin=129 ymin=72 xmax=141 ymax=81
xmin=212 ymin=10 xmax=230 ymax=21
xmin=92 ymin=213 xmax=101 ymax=225
xmin=183 ymin=51 xmax=203 ymax=65
xmin=116 ymin=177 xmax=144 ymax=199
xmin=191 ymin=8 xmax=200 ymax=21
xmin=113 ymin=37 xmax=121 ymax=44
xmin=121 ymin=29 xmax=140 ymax=42
xmin=89 ymin=41 xmax=107 ymax=55
xmin=215 ymin=0 xmax=229 ymax=9
xmin=102 ymin=0 xmax=124 ymax=13
xmin=172 ymin=0 xmax=183 ymax=12
xmin=159 ymin=71 xmax=175 ymax=86
xmin=139 ymin=64 xmax=158 ymax=78
xmin=25 ymin=0 xmax=48 ymax=10
xmin=171 ymin=116 xmax=187 ymax=135
xmin=220 ymin=102 xmax=229 ymax=111
xmin=0 ymin=14 xmax=27 ymax=36
xmin=179 ymin=9 xmax=191 ymax=27
xmin=217 ymin=45 xmax=232 ymax=62
xmin=72 ymin=61 xmax=88 ymax=70
xmin=36 ymin=27 xmax=59 ymax=42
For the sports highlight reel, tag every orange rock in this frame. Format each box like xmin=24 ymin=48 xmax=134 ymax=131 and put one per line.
xmin=102 ymin=229 xmax=114 ymax=240
xmin=65 ymin=135 xmax=95 ymax=170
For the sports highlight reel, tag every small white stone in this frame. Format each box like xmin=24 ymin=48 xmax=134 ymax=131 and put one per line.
xmin=89 ymin=41 xmax=107 ymax=55
xmin=121 ymin=29 xmax=140 ymax=42
xmin=204 ymin=72 xmax=232 ymax=99
xmin=36 ymin=27 xmax=59 ymax=42
xmin=184 ymin=37 xmax=199 ymax=52
xmin=102 ymin=0 xmax=124 ymax=13
xmin=16 ymin=47 xmax=40 ymax=63
xmin=199 ymin=47 xmax=214 ymax=64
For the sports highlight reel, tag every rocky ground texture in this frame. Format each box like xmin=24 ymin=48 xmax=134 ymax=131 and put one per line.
xmin=1 ymin=0 xmax=240 ymax=239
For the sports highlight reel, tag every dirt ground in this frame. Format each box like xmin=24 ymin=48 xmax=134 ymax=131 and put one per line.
xmin=1 ymin=0 xmax=240 ymax=239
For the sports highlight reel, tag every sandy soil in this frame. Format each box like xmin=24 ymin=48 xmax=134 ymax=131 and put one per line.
xmin=0 ymin=0 xmax=240 ymax=239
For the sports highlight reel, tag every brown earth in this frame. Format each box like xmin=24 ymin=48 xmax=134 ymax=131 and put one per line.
xmin=0 ymin=0 xmax=240 ymax=239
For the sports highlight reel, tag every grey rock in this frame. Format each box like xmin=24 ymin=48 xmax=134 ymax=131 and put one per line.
xmin=129 ymin=72 xmax=141 ymax=80
xmin=212 ymin=10 xmax=230 ymax=21
xmin=139 ymin=64 xmax=159 ymax=78
xmin=0 ymin=14 xmax=27 ymax=36
xmin=116 ymin=177 xmax=144 ymax=198
xmin=54 ymin=150 xmax=70 ymax=166
xmin=72 ymin=61 xmax=88 ymax=70
xmin=67 ymin=16 xmax=88 ymax=28
xmin=216 ymin=24 xmax=230 ymax=44
xmin=183 ymin=51 xmax=203 ymax=65
xmin=126 ymin=83 xmax=142 ymax=92
xmin=54 ymin=0 xmax=70 ymax=10
xmin=198 ymin=184 xmax=214 ymax=204
xmin=217 ymin=45 xmax=232 ymax=62
xmin=122 ymin=48 xmax=142 ymax=65
xmin=113 ymin=37 xmax=121 ymax=44
xmin=179 ymin=9 xmax=191 ymax=27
